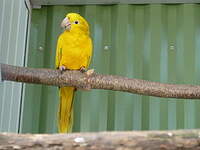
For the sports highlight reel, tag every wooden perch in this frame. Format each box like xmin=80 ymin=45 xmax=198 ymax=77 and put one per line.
xmin=1 ymin=63 xmax=200 ymax=99
xmin=1 ymin=130 xmax=200 ymax=150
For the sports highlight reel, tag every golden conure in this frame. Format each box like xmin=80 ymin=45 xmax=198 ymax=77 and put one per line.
xmin=55 ymin=13 xmax=93 ymax=133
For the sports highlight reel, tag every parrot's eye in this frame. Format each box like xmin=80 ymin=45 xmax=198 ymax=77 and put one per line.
xmin=74 ymin=21 xmax=79 ymax=24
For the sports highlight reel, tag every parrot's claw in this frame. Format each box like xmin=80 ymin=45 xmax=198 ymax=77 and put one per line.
xmin=59 ymin=66 xmax=69 ymax=74
xmin=59 ymin=66 xmax=66 ymax=71
xmin=80 ymin=67 xmax=87 ymax=73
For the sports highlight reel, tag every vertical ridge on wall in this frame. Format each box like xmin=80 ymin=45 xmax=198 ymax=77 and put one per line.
xmin=23 ymin=4 xmax=200 ymax=133
xmin=182 ymin=4 xmax=195 ymax=129
xmin=132 ymin=5 xmax=144 ymax=130
xmin=159 ymin=5 xmax=168 ymax=130
xmin=167 ymin=5 xmax=177 ymax=130
xmin=113 ymin=4 xmax=130 ymax=131
xmin=98 ymin=5 xmax=111 ymax=131
xmin=194 ymin=4 xmax=200 ymax=128
xmin=148 ymin=4 xmax=162 ymax=130
xmin=176 ymin=4 xmax=185 ymax=129
xmin=107 ymin=5 xmax=116 ymax=131
xmin=142 ymin=4 xmax=151 ymax=130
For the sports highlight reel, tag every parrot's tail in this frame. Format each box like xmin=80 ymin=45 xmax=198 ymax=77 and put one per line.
xmin=58 ymin=86 xmax=75 ymax=133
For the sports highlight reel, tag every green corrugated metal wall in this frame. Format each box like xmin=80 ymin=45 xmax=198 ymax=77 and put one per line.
xmin=21 ymin=4 xmax=200 ymax=133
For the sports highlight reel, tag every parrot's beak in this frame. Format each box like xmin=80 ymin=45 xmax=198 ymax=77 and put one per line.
xmin=61 ymin=17 xmax=71 ymax=30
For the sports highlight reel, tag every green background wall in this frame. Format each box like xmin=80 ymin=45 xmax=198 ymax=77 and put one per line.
xmin=21 ymin=4 xmax=200 ymax=133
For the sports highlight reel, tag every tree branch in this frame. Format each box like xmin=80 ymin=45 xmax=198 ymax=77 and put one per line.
xmin=1 ymin=63 xmax=200 ymax=99
xmin=1 ymin=130 xmax=200 ymax=150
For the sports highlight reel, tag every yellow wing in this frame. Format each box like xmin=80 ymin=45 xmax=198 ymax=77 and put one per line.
xmin=55 ymin=35 xmax=63 ymax=68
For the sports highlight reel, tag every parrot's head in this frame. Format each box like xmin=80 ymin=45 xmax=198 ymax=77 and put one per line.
xmin=61 ymin=13 xmax=90 ymax=35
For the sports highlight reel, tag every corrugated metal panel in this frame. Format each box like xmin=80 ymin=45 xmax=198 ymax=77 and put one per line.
xmin=22 ymin=4 xmax=200 ymax=133
xmin=0 ymin=0 xmax=29 ymax=132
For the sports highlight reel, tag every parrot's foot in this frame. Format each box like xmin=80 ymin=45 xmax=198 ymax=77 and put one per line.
xmin=59 ymin=66 xmax=69 ymax=74
xmin=59 ymin=66 xmax=66 ymax=71
xmin=79 ymin=67 xmax=87 ymax=73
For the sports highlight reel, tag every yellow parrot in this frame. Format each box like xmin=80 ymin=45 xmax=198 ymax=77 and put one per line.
xmin=55 ymin=13 xmax=93 ymax=133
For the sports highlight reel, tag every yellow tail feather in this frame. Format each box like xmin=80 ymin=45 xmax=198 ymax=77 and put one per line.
xmin=58 ymin=86 xmax=75 ymax=133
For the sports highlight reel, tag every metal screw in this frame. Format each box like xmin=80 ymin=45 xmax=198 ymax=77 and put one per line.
xmin=104 ymin=45 xmax=109 ymax=50
xmin=169 ymin=45 xmax=175 ymax=50
xmin=38 ymin=46 xmax=44 ymax=51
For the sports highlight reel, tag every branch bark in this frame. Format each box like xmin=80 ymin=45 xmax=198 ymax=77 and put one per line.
xmin=1 ymin=63 xmax=200 ymax=99
xmin=1 ymin=130 xmax=200 ymax=150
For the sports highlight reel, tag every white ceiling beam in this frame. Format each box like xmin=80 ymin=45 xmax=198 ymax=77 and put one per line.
xmin=30 ymin=0 xmax=200 ymax=8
